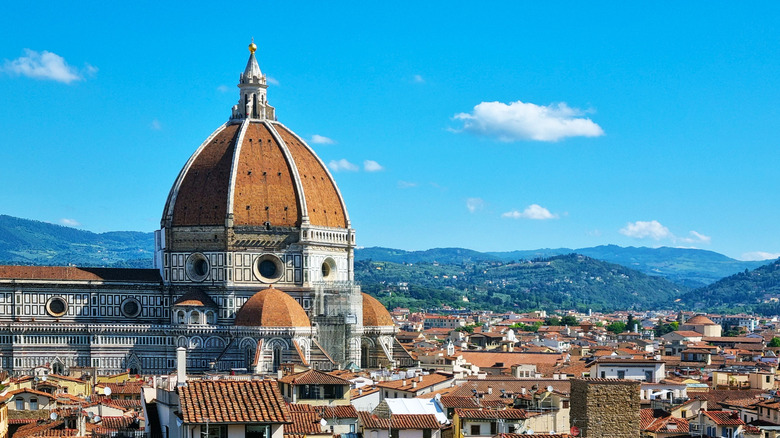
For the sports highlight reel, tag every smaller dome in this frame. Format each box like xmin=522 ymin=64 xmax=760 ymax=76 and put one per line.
xmin=686 ymin=315 xmax=717 ymax=325
xmin=235 ymin=287 xmax=310 ymax=327
xmin=173 ymin=290 xmax=218 ymax=307
xmin=362 ymin=293 xmax=394 ymax=327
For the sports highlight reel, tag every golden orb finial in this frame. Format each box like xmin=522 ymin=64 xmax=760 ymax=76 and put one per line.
xmin=248 ymin=38 xmax=257 ymax=54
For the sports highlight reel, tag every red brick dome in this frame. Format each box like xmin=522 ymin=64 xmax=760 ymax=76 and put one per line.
xmin=234 ymin=287 xmax=310 ymax=327
xmin=362 ymin=293 xmax=394 ymax=327
xmin=162 ymin=121 xmax=349 ymax=230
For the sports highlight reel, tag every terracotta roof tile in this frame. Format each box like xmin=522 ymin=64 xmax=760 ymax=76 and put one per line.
xmin=234 ymin=287 xmax=310 ymax=327
xmin=171 ymin=124 xmax=240 ymax=226
xmin=274 ymin=124 xmax=347 ymax=228
xmin=173 ymin=290 xmax=218 ymax=307
xmin=363 ymin=293 xmax=394 ymax=327
xmin=278 ymin=369 xmax=349 ymax=386
xmin=178 ymin=380 xmax=291 ymax=424
xmin=0 ymin=266 xmax=160 ymax=282
xmin=454 ymin=408 xmax=532 ymax=420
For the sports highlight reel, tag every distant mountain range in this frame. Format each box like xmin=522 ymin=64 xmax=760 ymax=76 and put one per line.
xmin=0 ymin=213 xmax=777 ymax=312
xmin=357 ymin=245 xmax=768 ymax=288
xmin=0 ymin=215 xmax=154 ymax=268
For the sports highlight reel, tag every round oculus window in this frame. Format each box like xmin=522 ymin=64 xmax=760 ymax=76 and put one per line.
xmin=46 ymin=297 xmax=68 ymax=317
xmin=321 ymin=258 xmax=336 ymax=281
xmin=186 ymin=253 xmax=210 ymax=282
xmin=253 ymin=254 xmax=283 ymax=283
xmin=121 ymin=298 xmax=142 ymax=318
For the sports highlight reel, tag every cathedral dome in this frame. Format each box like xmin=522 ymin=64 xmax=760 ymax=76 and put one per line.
xmin=234 ymin=287 xmax=310 ymax=327
xmin=362 ymin=293 xmax=394 ymax=327
xmin=685 ymin=315 xmax=717 ymax=325
xmin=161 ymin=46 xmax=349 ymax=231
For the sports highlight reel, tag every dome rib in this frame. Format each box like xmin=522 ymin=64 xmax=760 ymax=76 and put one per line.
xmin=273 ymin=122 xmax=350 ymax=228
xmin=234 ymin=288 xmax=310 ymax=327
xmin=162 ymin=122 xmax=229 ymax=226
xmin=225 ymin=118 xmax=251 ymax=225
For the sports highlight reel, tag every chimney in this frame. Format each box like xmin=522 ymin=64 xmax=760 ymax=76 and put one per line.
xmin=521 ymin=387 xmax=526 ymax=395
xmin=487 ymin=386 xmax=493 ymax=395
xmin=402 ymin=379 xmax=407 ymax=386
xmin=412 ymin=381 xmax=417 ymax=389
xmin=176 ymin=346 xmax=187 ymax=386
xmin=359 ymin=388 xmax=363 ymax=396
xmin=418 ymin=375 xmax=423 ymax=382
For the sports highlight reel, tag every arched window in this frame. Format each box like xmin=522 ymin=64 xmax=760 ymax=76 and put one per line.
xmin=29 ymin=398 xmax=38 ymax=410
xmin=272 ymin=345 xmax=282 ymax=373
xmin=190 ymin=312 xmax=200 ymax=325
xmin=176 ymin=311 xmax=185 ymax=324
xmin=206 ymin=311 xmax=216 ymax=324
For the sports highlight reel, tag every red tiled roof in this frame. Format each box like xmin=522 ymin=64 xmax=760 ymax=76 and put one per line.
xmin=278 ymin=369 xmax=349 ymax=386
xmin=173 ymin=290 xmax=218 ymax=307
xmin=284 ymin=412 xmax=322 ymax=434
xmin=234 ymin=287 xmax=310 ymax=327
xmin=363 ymin=293 xmax=394 ymax=327
xmin=0 ymin=266 xmax=160 ymax=282
xmin=376 ymin=373 xmax=451 ymax=392
xmin=702 ymin=410 xmax=745 ymax=425
xmin=178 ymin=380 xmax=291 ymax=424
xmin=454 ymin=408 xmax=532 ymax=420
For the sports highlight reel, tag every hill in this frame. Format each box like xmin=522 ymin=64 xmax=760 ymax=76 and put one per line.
xmin=0 ymin=215 xmax=154 ymax=268
xmin=357 ymin=253 xmax=687 ymax=312
xmin=682 ymin=259 xmax=780 ymax=315
xmin=360 ymin=245 xmax=766 ymax=287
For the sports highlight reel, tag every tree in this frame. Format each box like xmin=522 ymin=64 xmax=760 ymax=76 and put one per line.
xmin=626 ymin=314 xmax=636 ymax=332
xmin=544 ymin=316 xmax=561 ymax=326
xmin=769 ymin=337 xmax=780 ymax=348
xmin=607 ymin=321 xmax=627 ymax=334
xmin=561 ymin=315 xmax=578 ymax=326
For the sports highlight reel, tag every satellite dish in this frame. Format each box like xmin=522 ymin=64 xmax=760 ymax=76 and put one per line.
xmin=320 ymin=418 xmax=327 ymax=426
xmin=87 ymin=412 xmax=95 ymax=420
xmin=104 ymin=387 xmax=112 ymax=396
xmin=434 ymin=393 xmax=441 ymax=401
xmin=93 ymin=415 xmax=101 ymax=423
xmin=50 ymin=413 xmax=58 ymax=421
xmin=41 ymin=376 xmax=47 ymax=382
xmin=546 ymin=385 xmax=554 ymax=393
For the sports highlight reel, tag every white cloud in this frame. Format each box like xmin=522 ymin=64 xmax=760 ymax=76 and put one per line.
xmin=678 ymin=230 xmax=711 ymax=244
xmin=398 ymin=181 xmax=418 ymax=189
xmin=267 ymin=76 xmax=280 ymax=86
xmin=60 ymin=218 xmax=81 ymax=227
xmin=328 ymin=159 xmax=358 ymax=172
xmin=741 ymin=251 xmax=780 ymax=261
xmin=311 ymin=134 xmax=336 ymax=144
xmin=466 ymin=198 xmax=485 ymax=213
xmin=2 ymin=49 xmax=90 ymax=83
xmin=413 ymin=74 xmax=425 ymax=83
xmin=363 ymin=160 xmax=383 ymax=172
xmin=620 ymin=220 xmax=712 ymax=245
xmin=502 ymin=204 xmax=558 ymax=220
xmin=150 ymin=119 xmax=162 ymax=131
xmin=453 ymin=100 xmax=604 ymax=142
xmin=619 ymin=220 xmax=672 ymax=240
xmin=216 ymin=85 xmax=230 ymax=93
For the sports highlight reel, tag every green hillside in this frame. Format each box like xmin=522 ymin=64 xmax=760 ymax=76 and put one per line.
xmin=0 ymin=215 xmax=154 ymax=267
xmin=357 ymin=253 xmax=687 ymax=312
xmin=681 ymin=259 xmax=780 ymax=314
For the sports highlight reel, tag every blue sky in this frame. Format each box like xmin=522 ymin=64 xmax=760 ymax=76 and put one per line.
xmin=1 ymin=2 xmax=779 ymax=261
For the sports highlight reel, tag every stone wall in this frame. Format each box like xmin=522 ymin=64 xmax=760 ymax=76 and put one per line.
xmin=570 ymin=378 xmax=640 ymax=438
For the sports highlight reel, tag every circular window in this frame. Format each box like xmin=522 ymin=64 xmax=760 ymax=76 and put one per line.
xmin=186 ymin=253 xmax=210 ymax=282
xmin=253 ymin=254 xmax=284 ymax=283
xmin=121 ymin=298 xmax=142 ymax=318
xmin=322 ymin=258 xmax=337 ymax=281
xmin=46 ymin=297 xmax=68 ymax=317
